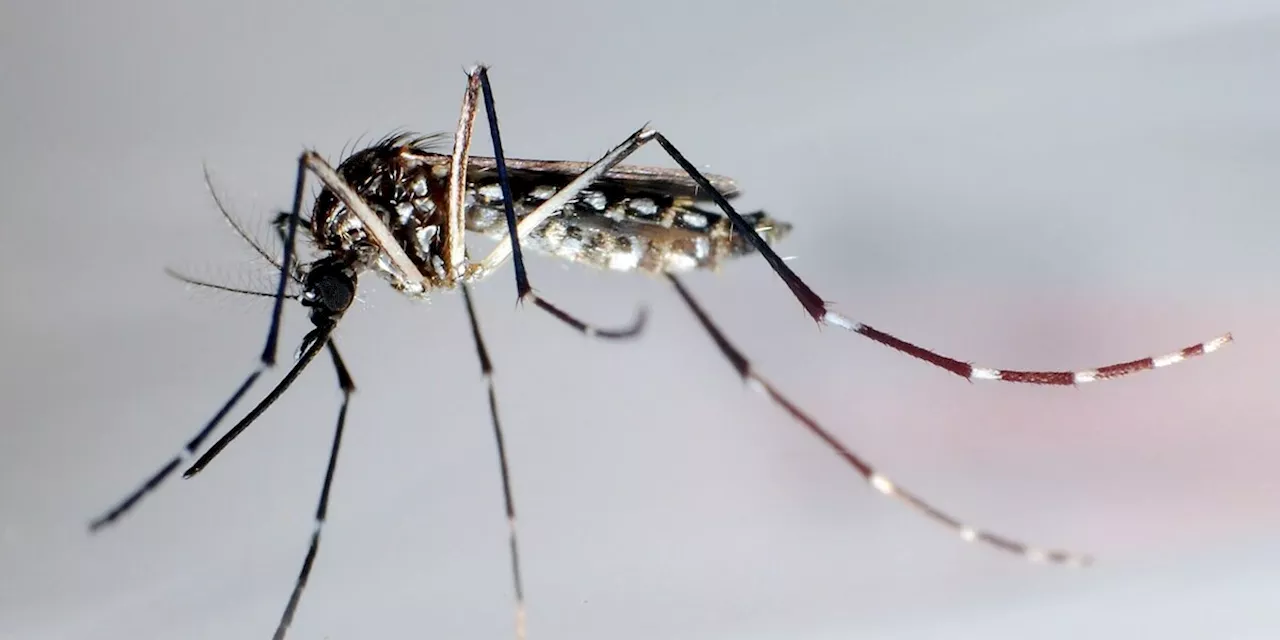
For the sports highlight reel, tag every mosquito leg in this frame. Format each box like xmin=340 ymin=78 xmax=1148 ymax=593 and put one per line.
xmin=87 ymin=155 xmax=316 ymax=531
xmin=473 ymin=67 xmax=529 ymax=307
xmin=273 ymin=340 xmax=355 ymax=640
xmin=441 ymin=67 xmax=481 ymax=280
xmin=471 ymin=66 xmax=646 ymax=339
xmin=261 ymin=154 xmax=311 ymax=365
xmin=87 ymin=370 xmax=264 ymax=531
xmin=667 ymin=274 xmax=1090 ymax=565
xmin=644 ymin=133 xmax=1232 ymax=384
xmin=461 ymin=283 xmax=528 ymax=640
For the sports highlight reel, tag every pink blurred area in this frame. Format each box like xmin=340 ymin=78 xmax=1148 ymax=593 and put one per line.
xmin=780 ymin=287 xmax=1278 ymax=554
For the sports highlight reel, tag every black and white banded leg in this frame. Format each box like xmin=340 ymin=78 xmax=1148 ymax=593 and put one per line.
xmin=645 ymin=134 xmax=1233 ymax=385
xmin=461 ymin=283 xmax=528 ymax=640
xmin=88 ymin=157 xmax=338 ymax=529
xmin=668 ymin=273 xmax=1090 ymax=565
xmin=273 ymin=338 xmax=354 ymax=640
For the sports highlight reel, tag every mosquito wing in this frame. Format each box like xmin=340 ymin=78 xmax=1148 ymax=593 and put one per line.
xmin=406 ymin=150 xmax=741 ymax=200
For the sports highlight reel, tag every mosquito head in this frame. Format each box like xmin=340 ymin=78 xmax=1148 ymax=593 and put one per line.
xmin=301 ymin=257 xmax=357 ymax=326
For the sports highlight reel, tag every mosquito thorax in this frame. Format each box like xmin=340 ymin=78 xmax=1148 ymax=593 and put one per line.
xmin=311 ymin=136 xmax=450 ymax=298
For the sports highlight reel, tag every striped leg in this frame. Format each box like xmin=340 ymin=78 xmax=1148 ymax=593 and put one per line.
xmin=273 ymin=340 xmax=354 ymax=640
xmin=461 ymin=283 xmax=529 ymax=640
xmin=644 ymin=134 xmax=1232 ymax=385
xmin=669 ymin=274 xmax=1091 ymax=566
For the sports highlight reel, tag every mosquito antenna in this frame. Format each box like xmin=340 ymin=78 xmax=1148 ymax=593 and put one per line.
xmin=204 ymin=163 xmax=288 ymax=272
xmin=164 ymin=267 xmax=299 ymax=300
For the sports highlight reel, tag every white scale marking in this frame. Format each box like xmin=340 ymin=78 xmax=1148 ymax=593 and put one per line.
xmin=608 ymin=249 xmax=639 ymax=271
xmin=821 ymin=310 xmax=857 ymax=331
xmin=1204 ymin=335 xmax=1230 ymax=352
xmin=580 ymin=190 xmax=607 ymax=211
xmin=693 ymin=237 xmax=711 ymax=261
xmin=395 ymin=202 xmax=414 ymax=225
xmin=665 ymin=254 xmax=697 ymax=272
xmin=681 ymin=211 xmax=708 ymax=228
xmin=628 ymin=197 xmax=657 ymax=216
xmin=869 ymin=473 xmax=895 ymax=495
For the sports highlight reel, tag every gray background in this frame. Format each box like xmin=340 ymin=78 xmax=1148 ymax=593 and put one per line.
xmin=3 ymin=1 xmax=1279 ymax=639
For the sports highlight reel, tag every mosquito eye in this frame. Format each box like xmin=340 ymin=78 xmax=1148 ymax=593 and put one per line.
xmin=308 ymin=274 xmax=354 ymax=314
xmin=302 ymin=263 xmax=355 ymax=317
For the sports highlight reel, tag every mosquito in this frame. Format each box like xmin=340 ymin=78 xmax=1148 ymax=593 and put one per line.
xmin=88 ymin=65 xmax=1233 ymax=639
